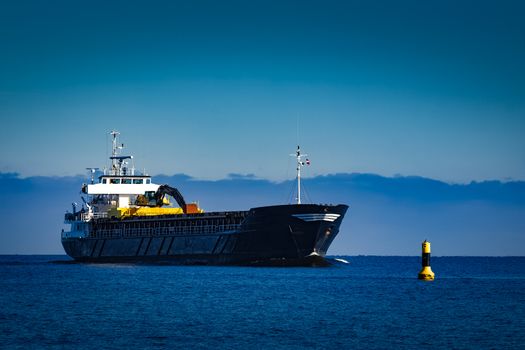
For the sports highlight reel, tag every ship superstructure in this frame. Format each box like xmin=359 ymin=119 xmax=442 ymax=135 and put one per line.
xmin=62 ymin=131 xmax=348 ymax=265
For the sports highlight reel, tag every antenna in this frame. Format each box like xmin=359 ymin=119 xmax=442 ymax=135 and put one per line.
xmin=290 ymin=145 xmax=310 ymax=204
xmin=108 ymin=130 xmax=132 ymax=176
xmin=110 ymin=130 xmax=120 ymax=175
xmin=86 ymin=168 xmax=100 ymax=184
xmin=296 ymin=115 xmax=300 ymax=146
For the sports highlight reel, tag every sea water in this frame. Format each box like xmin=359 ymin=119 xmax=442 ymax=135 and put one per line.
xmin=1 ymin=256 xmax=524 ymax=349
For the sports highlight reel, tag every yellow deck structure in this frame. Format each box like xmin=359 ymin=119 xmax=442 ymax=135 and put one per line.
xmin=109 ymin=205 xmax=203 ymax=218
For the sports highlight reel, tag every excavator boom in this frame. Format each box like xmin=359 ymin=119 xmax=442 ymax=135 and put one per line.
xmin=155 ymin=184 xmax=187 ymax=212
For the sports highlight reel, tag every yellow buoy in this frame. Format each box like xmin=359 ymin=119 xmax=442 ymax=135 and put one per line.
xmin=418 ymin=240 xmax=435 ymax=281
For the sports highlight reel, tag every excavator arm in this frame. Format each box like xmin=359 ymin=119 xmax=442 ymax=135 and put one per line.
xmin=154 ymin=184 xmax=187 ymax=212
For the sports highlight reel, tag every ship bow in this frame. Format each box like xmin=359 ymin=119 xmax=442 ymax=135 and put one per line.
xmin=235 ymin=204 xmax=348 ymax=265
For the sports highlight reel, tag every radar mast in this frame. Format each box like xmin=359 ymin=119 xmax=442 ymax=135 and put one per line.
xmin=109 ymin=130 xmax=134 ymax=176
xmin=291 ymin=145 xmax=310 ymax=204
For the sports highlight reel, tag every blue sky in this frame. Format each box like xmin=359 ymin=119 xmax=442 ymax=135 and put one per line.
xmin=0 ymin=1 xmax=524 ymax=255
xmin=1 ymin=0 xmax=524 ymax=182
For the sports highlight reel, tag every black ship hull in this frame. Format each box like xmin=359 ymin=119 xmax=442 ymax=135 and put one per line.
xmin=62 ymin=204 xmax=348 ymax=266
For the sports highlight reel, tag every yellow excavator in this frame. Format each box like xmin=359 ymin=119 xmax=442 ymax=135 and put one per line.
xmin=113 ymin=185 xmax=203 ymax=218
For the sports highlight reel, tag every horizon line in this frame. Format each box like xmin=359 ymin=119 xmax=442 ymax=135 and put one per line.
xmin=1 ymin=170 xmax=524 ymax=185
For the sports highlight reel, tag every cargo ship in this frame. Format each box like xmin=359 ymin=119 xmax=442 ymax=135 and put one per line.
xmin=61 ymin=131 xmax=348 ymax=265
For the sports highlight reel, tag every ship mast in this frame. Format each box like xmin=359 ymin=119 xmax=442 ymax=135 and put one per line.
xmin=109 ymin=130 xmax=134 ymax=176
xmin=291 ymin=145 xmax=309 ymax=205
xmin=110 ymin=131 xmax=120 ymax=175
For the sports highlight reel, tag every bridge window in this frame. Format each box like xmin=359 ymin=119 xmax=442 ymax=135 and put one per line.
xmin=110 ymin=178 xmax=121 ymax=184
xmin=102 ymin=179 xmax=107 ymax=184
xmin=146 ymin=179 xmax=151 ymax=184
xmin=122 ymin=178 xmax=132 ymax=184
xmin=133 ymin=179 xmax=143 ymax=184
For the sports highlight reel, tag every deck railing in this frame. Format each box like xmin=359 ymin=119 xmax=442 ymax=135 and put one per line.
xmin=90 ymin=223 xmax=241 ymax=239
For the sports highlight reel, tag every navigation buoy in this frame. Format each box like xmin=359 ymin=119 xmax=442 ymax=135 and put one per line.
xmin=418 ymin=240 xmax=435 ymax=281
